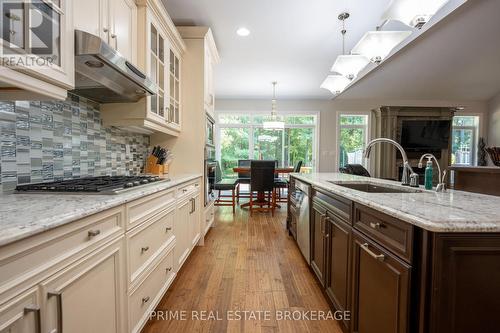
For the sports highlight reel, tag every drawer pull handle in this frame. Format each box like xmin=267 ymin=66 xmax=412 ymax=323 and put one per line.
xmin=166 ymin=227 xmax=172 ymax=232
xmin=142 ymin=296 xmax=150 ymax=304
xmin=166 ymin=267 xmax=172 ymax=273
xmin=48 ymin=291 xmax=63 ymax=333
xmin=369 ymin=222 xmax=382 ymax=229
xmin=141 ymin=246 xmax=150 ymax=253
xmin=24 ymin=305 xmax=41 ymax=333
xmin=361 ymin=243 xmax=385 ymax=261
xmin=88 ymin=230 xmax=101 ymax=239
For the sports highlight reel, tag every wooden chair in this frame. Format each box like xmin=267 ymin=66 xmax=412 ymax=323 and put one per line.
xmin=214 ymin=162 xmax=238 ymax=214
xmin=236 ymin=159 xmax=251 ymax=203
xmin=275 ymin=160 xmax=303 ymax=203
xmin=249 ymin=160 xmax=276 ymax=216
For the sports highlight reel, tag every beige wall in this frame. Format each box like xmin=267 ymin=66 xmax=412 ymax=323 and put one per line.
xmin=488 ymin=92 xmax=500 ymax=147
xmin=216 ymin=98 xmax=489 ymax=172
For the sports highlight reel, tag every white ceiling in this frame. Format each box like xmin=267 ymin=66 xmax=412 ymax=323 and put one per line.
xmin=163 ymin=0 xmax=392 ymax=99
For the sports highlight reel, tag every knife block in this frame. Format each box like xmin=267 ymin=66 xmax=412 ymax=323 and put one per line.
xmin=145 ymin=156 xmax=166 ymax=175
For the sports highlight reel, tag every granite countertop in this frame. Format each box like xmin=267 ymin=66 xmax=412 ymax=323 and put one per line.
xmin=0 ymin=174 xmax=202 ymax=247
xmin=292 ymin=173 xmax=500 ymax=233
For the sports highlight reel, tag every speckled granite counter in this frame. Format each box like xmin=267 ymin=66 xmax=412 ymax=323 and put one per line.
xmin=0 ymin=174 xmax=202 ymax=247
xmin=292 ymin=173 xmax=500 ymax=233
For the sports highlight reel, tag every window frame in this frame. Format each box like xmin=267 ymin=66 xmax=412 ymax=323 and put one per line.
xmin=451 ymin=115 xmax=480 ymax=166
xmin=215 ymin=111 xmax=320 ymax=173
xmin=336 ymin=112 xmax=371 ymax=171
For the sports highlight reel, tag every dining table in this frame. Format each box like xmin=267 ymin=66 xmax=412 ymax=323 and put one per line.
xmin=232 ymin=166 xmax=295 ymax=208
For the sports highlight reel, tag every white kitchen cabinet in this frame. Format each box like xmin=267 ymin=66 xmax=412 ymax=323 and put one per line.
xmin=0 ymin=0 xmax=74 ymax=100
xmin=175 ymin=198 xmax=191 ymax=271
xmin=0 ymin=288 xmax=40 ymax=333
xmin=190 ymin=193 xmax=201 ymax=247
xmin=40 ymin=237 xmax=126 ymax=333
xmin=73 ymin=0 xmax=136 ymax=64
xmin=73 ymin=0 xmax=109 ymax=40
xmin=110 ymin=0 xmax=137 ymax=63
xmin=100 ymin=0 xmax=185 ymax=135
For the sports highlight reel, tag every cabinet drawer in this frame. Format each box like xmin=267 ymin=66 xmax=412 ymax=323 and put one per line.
xmin=0 ymin=287 xmax=40 ymax=332
xmin=313 ymin=188 xmax=352 ymax=223
xmin=129 ymin=248 xmax=175 ymax=333
xmin=127 ymin=208 xmax=175 ymax=285
xmin=354 ymin=204 xmax=413 ymax=263
xmin=126 ymin=189 xmax=175 ymax=230
xmin=177 ymin=180 xmax=201 ymax=201
xmin=0 ymin=207 xmax=123 ymax=294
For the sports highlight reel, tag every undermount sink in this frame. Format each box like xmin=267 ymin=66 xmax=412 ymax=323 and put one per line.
xmin=329 ymin=182 xmax=422 ymax=194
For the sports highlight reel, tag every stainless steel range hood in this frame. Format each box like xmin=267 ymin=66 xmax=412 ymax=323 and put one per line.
xmin=72 ymin=30 xmax=157 ymax=103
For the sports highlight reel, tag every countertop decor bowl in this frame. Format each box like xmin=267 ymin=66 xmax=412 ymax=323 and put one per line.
xmin=486 ymin=147 xmax=500 ymax=166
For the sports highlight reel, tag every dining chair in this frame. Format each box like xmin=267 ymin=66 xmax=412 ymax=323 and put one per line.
xmin=236 ymin=159 xmax=252 ymax=203
xmin=274 ymin=160 xmax=303 ymax=203
xmin=249 ymin=160 xmax=276 ymax=216
xmin=214 ymin=161 xmax=238 ymax=214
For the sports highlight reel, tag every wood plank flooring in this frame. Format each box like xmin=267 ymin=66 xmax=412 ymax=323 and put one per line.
xmin=142 ymin=205 xmax=343 ymax=333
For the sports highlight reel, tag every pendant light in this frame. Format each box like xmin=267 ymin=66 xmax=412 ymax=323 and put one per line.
xmin=263 ymin=82 xmax=285 ymax=130
xmin=381 ymin=0 xmax=450 ymax=29
xmin=331 ymin=12 xmax=370 ymax=80
xmin=320 ymin=75 xmax=351 ymax=95
xmin=351 ymin=30 xmax=412 ymax=64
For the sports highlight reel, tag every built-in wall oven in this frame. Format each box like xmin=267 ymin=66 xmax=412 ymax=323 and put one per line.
xmin=204 ymin=114 xmax=216 ymax=206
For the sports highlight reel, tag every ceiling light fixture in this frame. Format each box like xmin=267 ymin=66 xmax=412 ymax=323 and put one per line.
xmin=263 ymin=82 xmax=285 ymax=131
xmin=330 ymin=12 xmax=370 ymax=80
xmin=236 ymin=27 xmax=251 ymax=37
xmin=351 ymin=30 xmax=412 ymax=64
xmin=381 ymin=0 xmax=450 ymax=29
xmin=320 ymin=75 xmax=351 ymax=95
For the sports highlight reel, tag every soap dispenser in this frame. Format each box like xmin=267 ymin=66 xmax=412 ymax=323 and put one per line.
xmin=424 ymin=157 xmax=434 ymax=190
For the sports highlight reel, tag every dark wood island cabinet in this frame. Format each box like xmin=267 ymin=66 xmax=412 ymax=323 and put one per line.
xmin=289 ymin=175 xmax=500 ymax=333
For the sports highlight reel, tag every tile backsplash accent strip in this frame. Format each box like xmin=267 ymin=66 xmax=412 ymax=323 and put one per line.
xmin=0 ymin=96 xmax=150 ymax=192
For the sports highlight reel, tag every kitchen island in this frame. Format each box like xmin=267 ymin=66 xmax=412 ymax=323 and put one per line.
xmin=288 ymin=172 xmax=500 ymax=333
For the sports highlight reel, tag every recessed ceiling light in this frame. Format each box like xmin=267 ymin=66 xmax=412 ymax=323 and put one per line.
xmin=236 ymin=27 xmax=250 ymax=37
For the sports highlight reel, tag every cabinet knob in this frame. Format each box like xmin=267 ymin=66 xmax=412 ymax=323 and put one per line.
xmin=142 ymin=296 xmax=150 ymax=304
xmin=103 ymin=27 xmax=109 ymax=33
xmin=141 ymin=246 xmax=150 ymax=253
xmin=166 ymin=227 xmax=172 ymax=232
xmin=369 ymin=222 xmax=382 ymax=230
xmin=166 ymin=267 xmax=172 ymax=273
xmin=111 ymin=33 xmax=117 ymax=39
xmin=88 ymin=230 xmax=101 ymax=239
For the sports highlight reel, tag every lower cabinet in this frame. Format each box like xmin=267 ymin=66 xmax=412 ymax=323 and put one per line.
xmin=41 ymin=236 xmax=126 ymax=333
xmin=311 ymin=202 xmax=327 ymax=286
xmin=350 ymin=231 xmax=411 ymax=333
xmin=0 ymin=288 xmax=40 ymax=333
xmin=175 ymin=197 xmax=192 ymax=270
xmin=325 ymin=215 xmax=351 ymax=332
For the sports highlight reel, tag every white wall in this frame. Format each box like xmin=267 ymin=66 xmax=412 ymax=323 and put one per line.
xmin=488 ymin=92 xmax=500 ymax=147
xmin=216 ymin=98 xmax=489 ymax=172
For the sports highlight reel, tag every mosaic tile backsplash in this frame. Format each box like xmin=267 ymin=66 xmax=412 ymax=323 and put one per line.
xmin=0 ymin=96 xmax=150 ymax=192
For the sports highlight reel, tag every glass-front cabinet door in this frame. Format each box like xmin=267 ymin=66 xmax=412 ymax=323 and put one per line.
xmin=169 ymin=49 xmax=181 ymax=128
xmin=0 ymin=0 xmax=73 ymax=88
xmin=148 ymin=19 xmax=168 ymax=122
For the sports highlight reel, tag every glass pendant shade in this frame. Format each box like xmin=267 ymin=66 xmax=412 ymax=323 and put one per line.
xmin=351 ymin=31 xmax=412 ymax=63
xmin=381 ymin=0 xmax=450 ymax=28
xmin=262 ymin=121 xmax=285 ymax=130
xmin=331 ymin=55 xmax=370 ymax=80
xmin=320 ymin=75 xmax=351 ymax=95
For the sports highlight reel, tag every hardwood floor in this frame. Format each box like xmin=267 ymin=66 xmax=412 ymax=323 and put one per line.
xmin=142 ymin=205 xmax=343 ymax=333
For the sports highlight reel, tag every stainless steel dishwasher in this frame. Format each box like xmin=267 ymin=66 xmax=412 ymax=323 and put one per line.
xmin=294 ymin=179 xmax=311 ymax=264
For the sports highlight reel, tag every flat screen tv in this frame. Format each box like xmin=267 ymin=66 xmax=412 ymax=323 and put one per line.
xmin=401 ymin=120 xmax=451 ymax=151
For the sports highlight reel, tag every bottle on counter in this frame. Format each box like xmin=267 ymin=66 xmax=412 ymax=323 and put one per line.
xmin=425 ymin=157 xmax=434 ymax=190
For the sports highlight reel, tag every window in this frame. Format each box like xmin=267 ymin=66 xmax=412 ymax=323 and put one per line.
xmin=338 ymin=114 xmax=369 ymax=169
xmin=451 ymin=116 xmax=479 ymax=166
xmin=216 ymin=114 xmax=318 ymax=176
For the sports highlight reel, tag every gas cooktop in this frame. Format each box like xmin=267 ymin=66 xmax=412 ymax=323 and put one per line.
xmin=15 ymin=176 xmax=170 ymax=195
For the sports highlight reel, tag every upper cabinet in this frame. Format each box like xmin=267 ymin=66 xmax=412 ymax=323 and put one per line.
xmin=73 ymin=0 xmax=137 ymax=65
xmin=100 ymin=0 xmax=185 ymax=136
xmin=0 ymin=0 xmax=74 ymax=100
